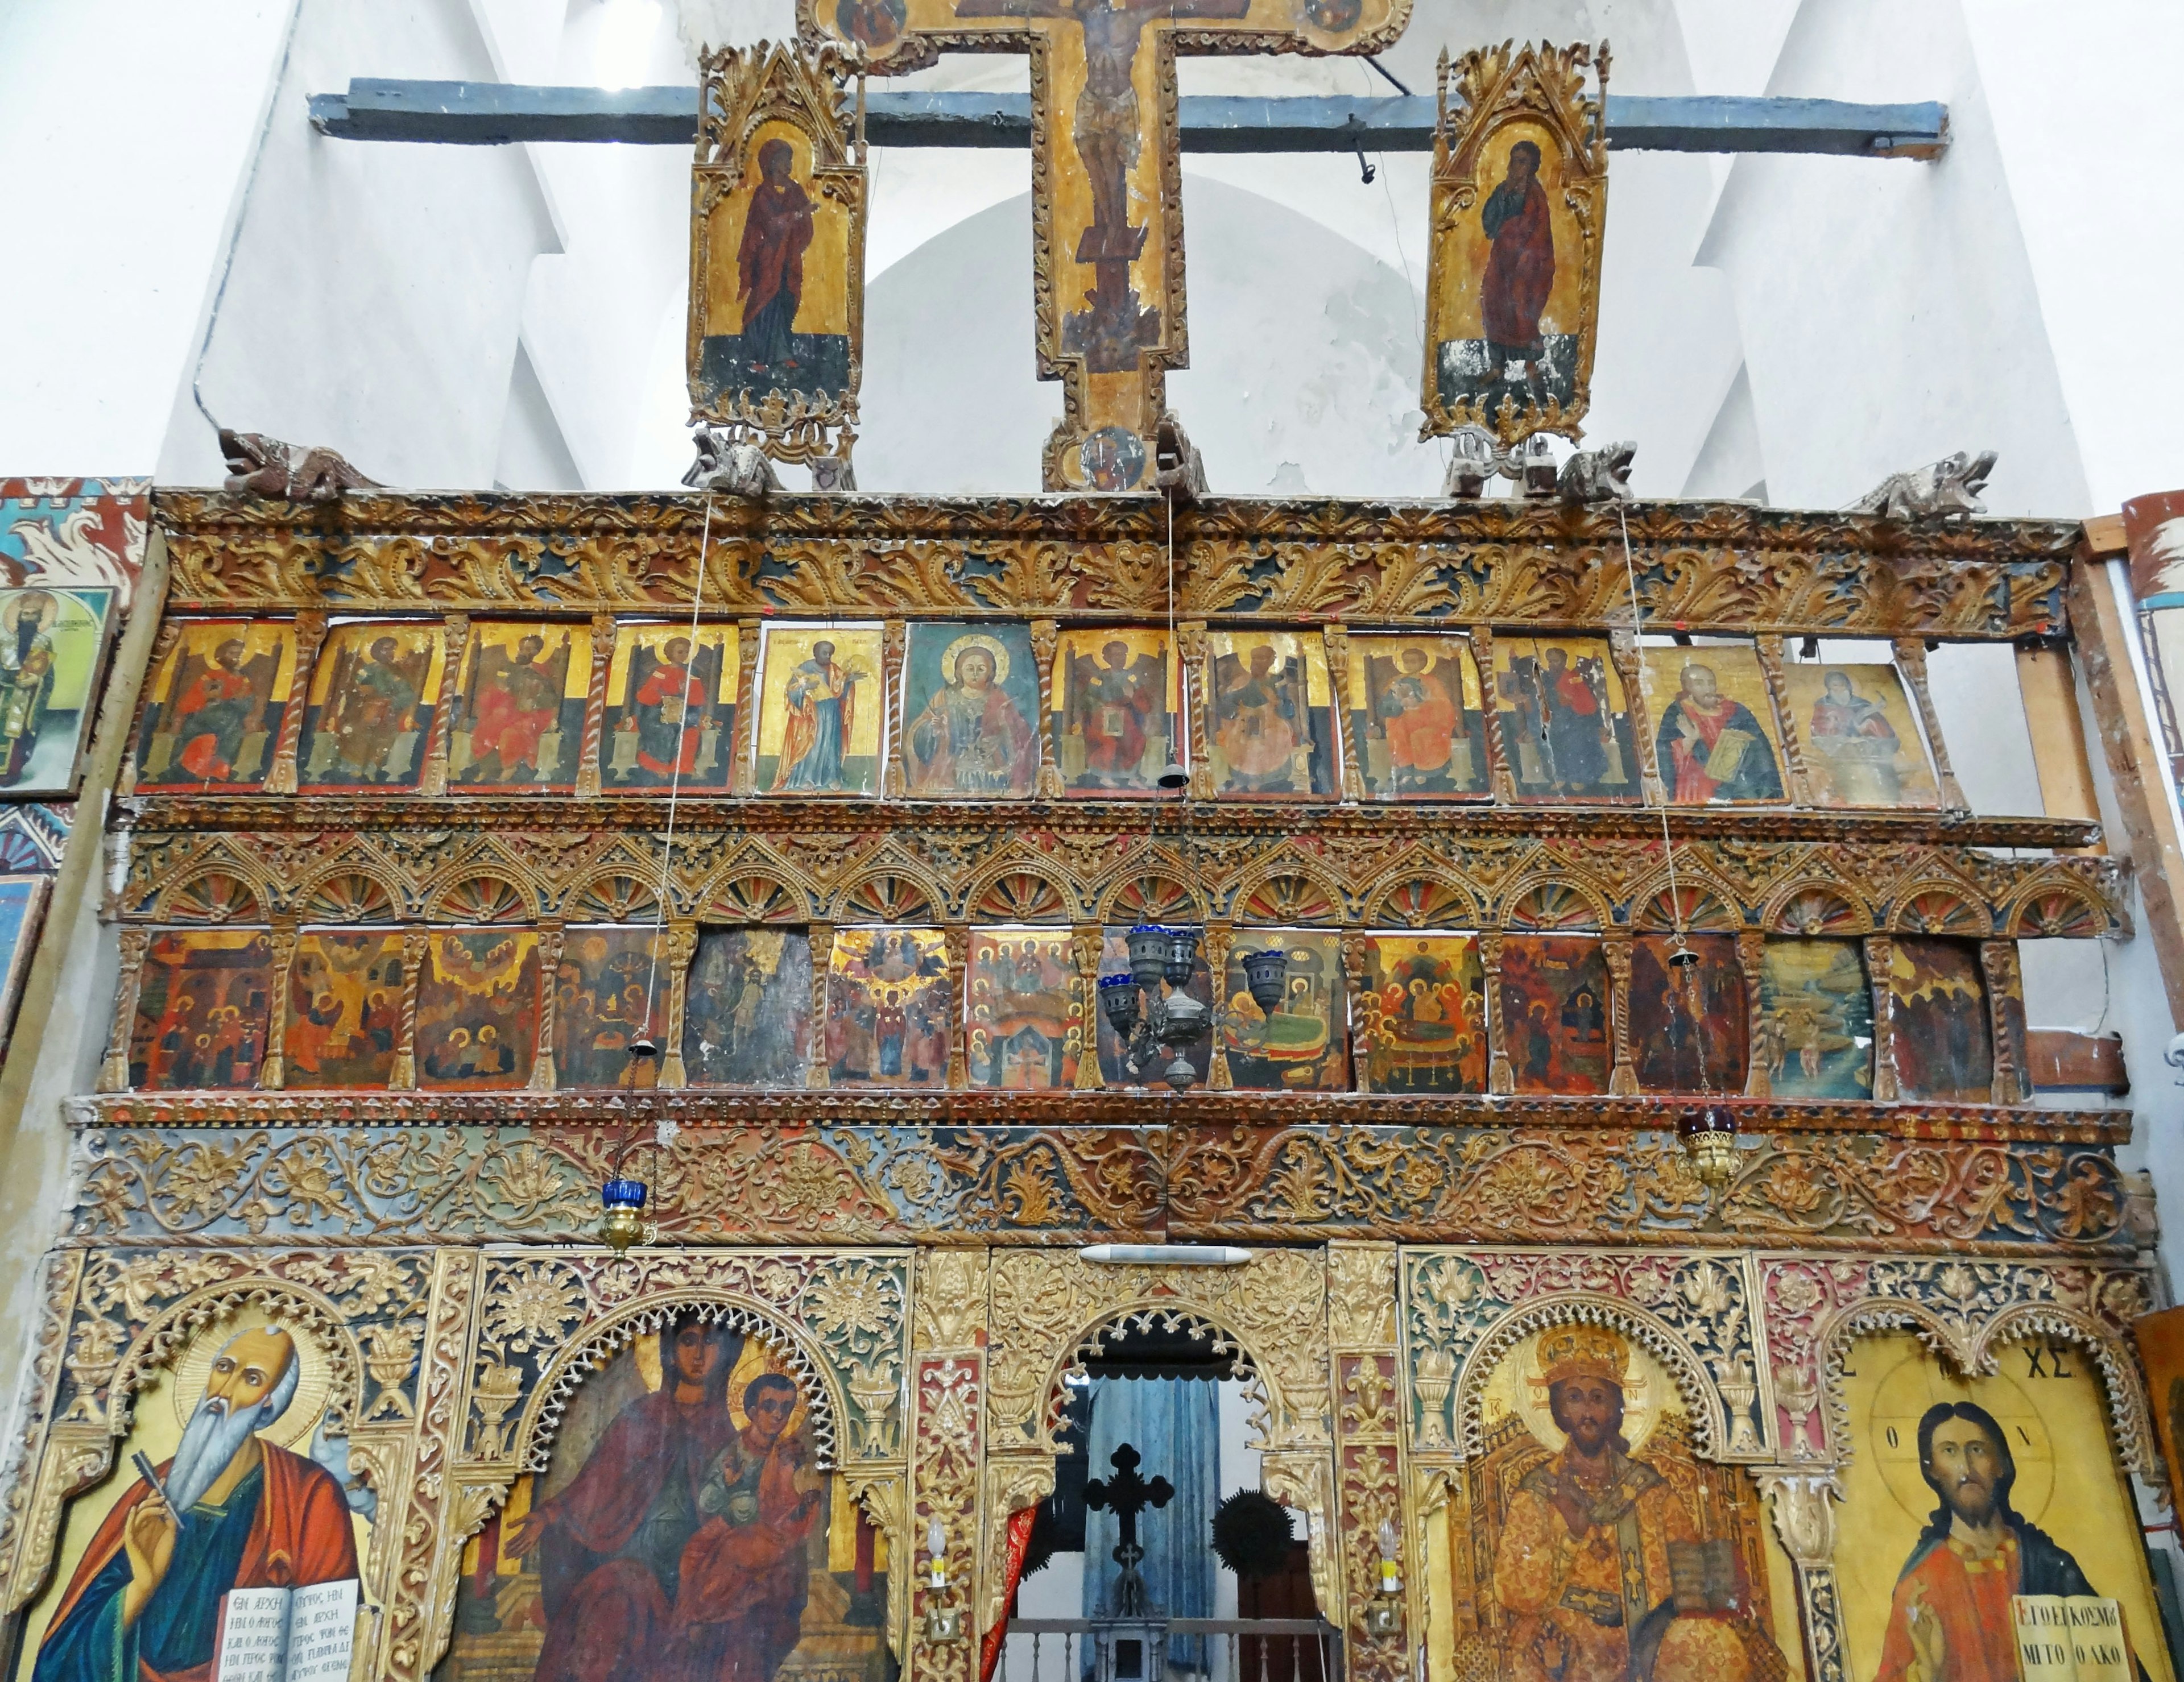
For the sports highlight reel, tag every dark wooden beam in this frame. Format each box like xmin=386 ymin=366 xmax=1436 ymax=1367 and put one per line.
xmin=308 ymin=80 xmax=1949 ymax=158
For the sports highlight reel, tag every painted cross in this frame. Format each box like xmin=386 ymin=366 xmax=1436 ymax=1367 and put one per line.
xmin=1085 ymin=1441 xmax=1174 ymax=1616
xmin=800 ymin=0 xmax=1410 ymax=490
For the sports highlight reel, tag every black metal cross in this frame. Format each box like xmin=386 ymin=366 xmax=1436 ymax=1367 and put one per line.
xmin=1085 ymin=1443 xmax=1174 ymax=1618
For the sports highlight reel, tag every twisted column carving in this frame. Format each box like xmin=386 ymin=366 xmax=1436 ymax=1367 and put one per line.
xmin=1480 ymin=933 xmax=1513 ymax=1095
xmin=1735 ymin=930 xmax=1771 ymax=1097
xmin=1603 ymin=933 xmax=1639 ymax=1095
xmin=1468 ymin=626 xmax=1516 ymax=802
xmin=263 ymin=611 xmax=326 ymax=796
xmin=1980 ymin=938 xmax=2029 ymax=1104
xmin=1203 ymin=919 xmax=1234 ymax=1089
xmin=257 ymin=919 xmax=299 ymax=1090
xmin=391 ymin=928 xmax=429 ymax=1089
xmin=1071 ymin=922 xmax=1105 ymax=1089
xmin=944 ymin=923 xmax=969 ymax=1088
xmin=419 ymin=614 xmax=469 ymax=798
xmin=1030 ymin=619 xmax=1062 ymax=798
xmin=528 ymin=922 xmax=566 ymax=1089
xmin=806 ymin=922 xmax=834 ymax=1087
xmin=573 ymin=612 xmax=614 ymax=799
xmin=731 ymin=617 xmax=762 ymax=796
xmin=882 ymin=620 xmax=908 ymax=799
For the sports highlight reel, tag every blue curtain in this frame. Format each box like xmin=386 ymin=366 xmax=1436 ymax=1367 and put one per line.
xmin=1081 ymin=1377 xmax=1220 ymax=1672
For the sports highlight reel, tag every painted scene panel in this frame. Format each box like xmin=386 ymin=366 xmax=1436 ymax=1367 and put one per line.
xmin=1755 ymin=938 xmax=1873 ymax=1100
xmin=1780 ymin=662 xmax=1939 ymax=809
xmin=14 ymin=1315 xmax=372 ymax=1682
xmin=298 ymin=620 xmax=445 ymax=791
xmin=825 ymin=927 xmax=948 ymax=1087
xmin=556 ymin=927 xmax=669 ymax=1088
xmin=1204 ymin=629 xmax=1338 ymax=798
xmin=756 ymin=624 xmax=883 ymax=797
xmin=1358 ymin=934 xmax=1487 ymax=1094
xmin=133 ymin=619 xmax=295 ymax=792
xmin=602 ymin=623 xmax=739 ymax=790
xmin=1221 ymin=930 xmax=1346 ymax=1091
xmin=1628 ymin=934 xmax=1748 ymax=1095
xmin=285 ymin=929 xmax=404 ymax=1088
xmin=966 ymin=928 xmax=1081 ymax=1089
xmin=127 ymin=929 xmax=273 ymax=1090
xmin=1349 ymin=634 xmax=1490 ymax=799
xmin=1428 ymin=120 xmax=1592 ymax=421
xmin=1054 ymin=628 xmax=1178 ymax=797
xmin=452 ymin=622 xmax=591 ymax=790
xmin=902 ymin=624 xmax=1040 ymax=798
xmin=1498 ymin=935 xmax=1609 ymax=1094
xmin=1491 ymin=637 xmax=1640 ymax=803
xmin=1095 ymin=926 xmax=1213 ymax=1088
xmin=683 ymin=927 xmax=813 ymax=1088
xmin=1422 ymin=1323 xmax=1801 ymax=1682
xmin=697 ymin=121 xmax=857 ymax=409
xmin=1638 ymin=644 xmax=1786 ymax=805
xmin=1885 ymin=937 xmax=1992 ymax=1103
xmin=434 ymin=1312 xmax=891 ymax=1682
xmin=1836 ymin=1332 xmax=2175 ymax=1682
xmin=0 ymin=874 xmax=48 ymax=1059
xmin=415 ymin=930 xmax=542 ymax=1089
xmin=0 ymin=587 xmax=113 ymax=794
xmin=2133 ymin=1306 xmax=2184 ymax=1526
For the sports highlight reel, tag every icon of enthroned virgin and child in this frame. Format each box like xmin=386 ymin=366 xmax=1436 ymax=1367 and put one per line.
xmin=435 ymin=1313 xmax=888 ymax=1682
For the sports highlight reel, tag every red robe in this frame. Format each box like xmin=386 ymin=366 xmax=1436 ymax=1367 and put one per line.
xmin=173 ymin=668 xmax=257 ymax=781
xmin=40 ymin=1444 xmax=357 ymax=1682
xmin=1482 ymin=180 xmax=1554 ymax=350
xmin=1666 ymin=695 xmax=1738 ymax=803
xmin=1875 ymin=1532 xmax=2023 ymax=1682
xmin=1386 ymin=685 xmax=1458 ymax=773
xmin=738 ymin=184 xmax=814 ymax=326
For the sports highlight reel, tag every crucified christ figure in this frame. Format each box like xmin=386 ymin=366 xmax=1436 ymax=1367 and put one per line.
xmin=957 ymin=0 xmax=1248 ymax=370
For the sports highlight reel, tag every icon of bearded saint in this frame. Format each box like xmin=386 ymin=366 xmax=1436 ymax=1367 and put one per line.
xmin=35 ymin=1327 xmax=357 ymax=1682
xmin=1876 ymin=1402 xmax=2133 ymax=1682
xmin=1492 ymin=1327 xmax=1702 ymax=1682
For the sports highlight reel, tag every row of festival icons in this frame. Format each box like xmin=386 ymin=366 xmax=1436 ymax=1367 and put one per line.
xmin=133 ymin=616 xmax=1947 ymax=809
xmin=117 ymin=923 xmax=2003 ymax=1106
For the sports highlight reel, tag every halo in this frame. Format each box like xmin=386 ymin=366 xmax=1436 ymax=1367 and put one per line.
xmin=1 ymin=591 xmax=56 ymax=637
xmin=1511 ymin=1327 xmax=1661 ymax=1457
xmin=171 ymin=1315 xmax=334 ymax=1449
xmin=727 ymin=1335 xmax=811 ymax=1440
xmin=1866 ymin=1341 xmax=2053 ymax=1524
xmin=940 ymin=632 xmax=1010 ymax=686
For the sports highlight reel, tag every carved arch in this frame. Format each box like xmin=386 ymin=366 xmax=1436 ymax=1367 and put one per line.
xmin=1888 ymin=881 xmax=1991 ymax=937
xmin=156 ymin=868 xmax=266 ymax=924
xmin=511 ymin=1294 xmax=845 ymax=1477
xmin=1499 ymin=875 xmax=1609 ymax=931
xmin=966 ymin=863 xmax=1076 ymax=923
xmin=1364 ymin=872 xmax=1480 ymax=929
xmin=299 ymin=865 xmax=403 ymax=923
xmin=427 ymin=872 xmax=537 ymax=924
xmin=1763 ymin=881 xmax=1875 ymax=937
xmin=1811 ymin=1300 xmax=2154 ymax=1476
xmin=1629 ymin=869 xmax=1744 ymax=933
xmin=1099 ymin=871 xmax=1203 ymax=923
xmin=1451 ymin=1297 xmax=1730 ymax=1461
xmin=2006 ymin=883 xmax=2113 ymax=938
xmin=1232 ymin=859 xmax=1347 ymax=926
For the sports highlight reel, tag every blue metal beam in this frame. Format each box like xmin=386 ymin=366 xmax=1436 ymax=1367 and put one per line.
xmin=308 ymin=79 xmax=1949 ymax=158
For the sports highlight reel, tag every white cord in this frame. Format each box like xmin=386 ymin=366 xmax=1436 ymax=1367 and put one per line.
xmin=640 ymin=494 xmax=714 ymax=1031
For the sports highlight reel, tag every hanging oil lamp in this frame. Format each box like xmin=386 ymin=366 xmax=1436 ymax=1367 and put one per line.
xmin=598 ymin=1037 xmax=660 ymax=1255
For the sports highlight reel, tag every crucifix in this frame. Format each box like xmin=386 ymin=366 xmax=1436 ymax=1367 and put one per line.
xmin=801 ymin=0 xmax=1409 ymax=490
xmin=1085 ymin=1441 xmax=1174 ymax=1616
